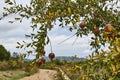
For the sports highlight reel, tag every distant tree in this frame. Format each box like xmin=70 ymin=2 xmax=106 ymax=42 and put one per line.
xmin=0 ymin=45 xmax=10 ymax=61
xmin=12 ymin=52 xmax=19 ymax=59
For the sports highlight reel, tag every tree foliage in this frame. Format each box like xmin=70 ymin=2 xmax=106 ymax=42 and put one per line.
xmin=0 ymin=45 xmax=10 ymax=61
xmin=61 ymin=37 xmax=120 ymax=79
xmin=1 ymin=0 xmax=120 ymax=59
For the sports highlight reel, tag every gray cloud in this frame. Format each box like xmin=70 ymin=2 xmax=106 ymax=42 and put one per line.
xmin=45 ymin=34 xmax=92 ymax=57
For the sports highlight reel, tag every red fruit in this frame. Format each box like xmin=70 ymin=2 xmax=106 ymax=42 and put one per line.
xmin=79 ymin=22 xmax=85 ymax=29
xmin=42 ymin=51 xmax=46 ymax=55
xmin=37 ymin=60 xmax=42 ymax=65
xmin=93 ymin=28 xmax=100 ymax=35
xmin=49 ymin=53 xmax=55 ymax=60
xmin=41 ymin=57 xmax=46 ymax=63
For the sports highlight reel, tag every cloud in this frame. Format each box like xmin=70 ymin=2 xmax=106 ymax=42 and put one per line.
xmin=0 ymin=13 xmax=32 ymax=54
xmin=45 ymin=34 xmax=92 ymax=57
xmin=0 ymin=14 xmax=32 ymax=37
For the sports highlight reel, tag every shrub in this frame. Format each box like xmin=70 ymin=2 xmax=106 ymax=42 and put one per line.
xmin=0 ymin=61 xmax=11 ymax=70
xmin=23 ymin=63 xmax=39 ymax=74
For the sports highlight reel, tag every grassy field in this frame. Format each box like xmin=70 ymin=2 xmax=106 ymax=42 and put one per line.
xmin=0 ymin=70 xmax=30 ymax=80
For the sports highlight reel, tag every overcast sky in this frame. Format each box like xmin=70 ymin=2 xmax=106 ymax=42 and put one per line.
xmin=0 ymin=0 xmax=95 ymax=59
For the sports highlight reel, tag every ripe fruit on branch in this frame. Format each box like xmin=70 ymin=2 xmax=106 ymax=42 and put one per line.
xmin=49 ymin=53 xmax=55 ymax=61
xmin=93 ymin=28 xmax=100 ymax=35
xmin=79 ymin=22 xmax=85 ymax=29
xmin=42 ymin=50 xmax=46 ymax=56
xmin=41 ymin=57 xmax=46 ymax=63
xmin=37 ymin=60 xmax=42 ymax=65
xmin=104 ymin=24 xmax=114 ymax=32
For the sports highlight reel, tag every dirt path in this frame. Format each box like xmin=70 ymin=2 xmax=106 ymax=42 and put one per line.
xmin=19 ymin=69 xmax=57 ymax=80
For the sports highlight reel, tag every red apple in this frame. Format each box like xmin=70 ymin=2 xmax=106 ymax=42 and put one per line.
xmin=37 ymin=60 xmax=42 ymax=65
xmin=41 ymin=57 xmax=46 ymax=63
xmin=79 ymin=22 xmax=85 ymax=29
xmin=92 ymin=28 xmax=100 ymax=35
xmin=49 ymin=53 xmax=55 ymax=61
xmin=42 ymin=50 xmax=46 ymax=55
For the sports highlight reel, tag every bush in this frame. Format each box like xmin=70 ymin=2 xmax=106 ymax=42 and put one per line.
xmin=53 ymin=59 xmax=62 ymax=66
xmin=0 ymin=61 xmax=11 ymax=70
xmin=0 ymin=60 xmax=23 ymax=70
xmin=23 ymin=63 xmax=39 ymax=74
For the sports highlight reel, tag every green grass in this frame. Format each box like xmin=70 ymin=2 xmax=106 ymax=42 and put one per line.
xmin=0 ymin=70 xmax=31 ymax=80
xmin=1 ymin=73 xmax=30 ymax=80
xmin=0 ymin=70 xmax=12 ymax=74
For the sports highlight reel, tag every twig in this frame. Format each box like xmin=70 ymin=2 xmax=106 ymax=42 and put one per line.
xmin=58 ymin=34 xmax=76 ymax=45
